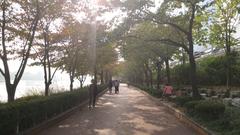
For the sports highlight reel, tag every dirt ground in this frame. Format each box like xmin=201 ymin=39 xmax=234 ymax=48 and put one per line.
xmin=37 ymin=84 xmax=197 ymax=135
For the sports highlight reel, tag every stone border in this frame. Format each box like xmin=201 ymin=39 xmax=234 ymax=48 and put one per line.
xmin=22 ymin=89 xmax=108 ymax=135
xmin=131 ymin=86 xmax=214 ymax=135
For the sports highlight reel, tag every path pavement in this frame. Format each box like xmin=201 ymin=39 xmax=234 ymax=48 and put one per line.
xmin=37 ymin=84 xmax=196 ymax=135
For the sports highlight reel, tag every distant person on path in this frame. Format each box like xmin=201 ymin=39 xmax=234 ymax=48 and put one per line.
xmin=163 ymin=83 xmax=173 ymax=100
xmin=108 ymin=79 xmax=113 ymax=94
xmin=89 ymin=79 xmax=97 ymax=108
xmin=114 ymin=80 xmax=120 ymax=94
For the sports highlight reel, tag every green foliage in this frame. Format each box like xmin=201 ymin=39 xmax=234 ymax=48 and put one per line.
xmin=171 ymin=64 xmax=191 ymax=85
xmin=195 ymin=100 xmax=225 ymax=120
xmin=188 ymin=106 xmax=240 ymax=135
xmin=171 ymin=53 xmax=240 ymax=86
xmin=174 ymin=96 xmax=195 ymax=107
xmin=0 ymin=85 xmax=106 ymax=135
xmin=184 ymin=100 xmax=201 ymax=114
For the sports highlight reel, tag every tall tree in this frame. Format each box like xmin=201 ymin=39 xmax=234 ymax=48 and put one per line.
xmin=144 ymin=0 xmax=214 ymax=97
xmin=208 ymin=0 xmax=240 ymax=88
xmin=31 ymin=0 xmax=67 ymax=96
xmin=58 ymin=18 xmax=90 ymax=91
xmin=122 ymin=21 xmax=177 ymax=87
xmin=0 ymin=0 xmax=40 ymax=102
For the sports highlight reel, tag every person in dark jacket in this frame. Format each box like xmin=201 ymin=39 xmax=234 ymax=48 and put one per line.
xmin=108 ymin=80 xmax=113 ymax=94
xmin=114 ymin=80 xmax=120 ymax=94
xmin=89 ymin=79 xmax=97 ymax=108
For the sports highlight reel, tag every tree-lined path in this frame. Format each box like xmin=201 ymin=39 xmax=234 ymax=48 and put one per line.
xmin=37 ymin=84 xmax=196 ymax=135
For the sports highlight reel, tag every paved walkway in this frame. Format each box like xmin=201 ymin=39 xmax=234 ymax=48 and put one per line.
xmin=37 ymin=84 xmax=196 ymax=135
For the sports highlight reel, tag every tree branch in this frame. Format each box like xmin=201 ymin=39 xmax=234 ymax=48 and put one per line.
xmin=152 ymin=19 xmax=189 ymax=36
xmin=142 ymin=10 xmax=189 ymax=35
xmin=0 ymin=68 xmax=5 ymax=77
xmin=146 ymin=38 xmax=189 ymax=54
xmin=50 ymin=67 xmax=59 ymax=81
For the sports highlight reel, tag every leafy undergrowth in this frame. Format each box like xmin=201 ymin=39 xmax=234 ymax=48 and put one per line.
xmin=175 ymin=96 xmax=240 ymax=135
xmin=191 ymin=106 xmax=240 ymax=135
xmin=132 ymin=84 xmax=240 ymax=135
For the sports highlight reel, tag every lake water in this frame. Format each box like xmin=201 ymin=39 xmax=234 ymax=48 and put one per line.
xmin=0 ymin=76 xmax=92 ymax=102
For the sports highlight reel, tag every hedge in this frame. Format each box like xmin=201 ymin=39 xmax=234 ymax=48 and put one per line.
xmin=0 ymin=85 xmax=106 ymax=135
xmin=174 ymin=96 xmax=196 ymax=107
xmin=195 ymin=100 xmax=225 ymax=120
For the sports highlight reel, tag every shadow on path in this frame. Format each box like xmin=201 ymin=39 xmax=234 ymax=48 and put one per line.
xmin=37 ymin=84 xmax=196 ymax=135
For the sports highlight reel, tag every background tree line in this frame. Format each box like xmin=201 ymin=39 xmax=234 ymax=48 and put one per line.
xmin=0 ymin=0 xmax=118 ymax=102
xmin=112 ymin=0 xmax=240 ymax=98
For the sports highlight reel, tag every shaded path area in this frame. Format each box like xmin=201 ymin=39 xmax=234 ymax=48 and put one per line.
xmin=37 ymin=84 xmax=196 ymax=135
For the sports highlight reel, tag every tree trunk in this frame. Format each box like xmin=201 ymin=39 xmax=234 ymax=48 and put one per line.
xmin=43 ymin=29 xmax=49 ymax=96
xmin=78 ymin=74 xmax=86 ymax=88
xmin=44 ymin=61 xmax=49 ymax=96
xmin=145 ymin=63 xmax=153 ymax=88
xmin=157 ymin=62 xmax=161 ymax=89
xmin=100 ymin=69 xmax=104 ymax=85
xmin=79 ymin=80 xmax=83 ymax=88
xmin=144 ymin=68 xmax=149 ymax=87
xmin=225 ymin=22 xmax=231 ymax=89
xmin=188 ymin=4 xmax=199 ymax=98
xmin=165 ymin=58 xmax=171 ymax=84
xmin=45 ymin=82 xmax=50 ymax=96
xmin=69 ymin=70 xmax=74 ymax=91
xmin=7 ymin=84 xmax=16 ymax=102
xmin=104 ymin=71 xmax=108 ymax=84
xmin=188 ymin=51 xmax=199 ymax=97
xmin=149 ymin=68 xmax=153 ymax=88
xmin=182 ymin=49 xmax=186 ymax=65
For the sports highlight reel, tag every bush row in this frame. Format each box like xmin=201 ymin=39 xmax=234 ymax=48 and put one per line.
xmin=0 ymin=85 xmax=106 ymax=135
xmin=184 ymin=100 xmax=240 ymax=134
xmin=174 ymin=96 xmax=225 ymax=120
xmin=134 ymin=85 xmax=240 ymax=134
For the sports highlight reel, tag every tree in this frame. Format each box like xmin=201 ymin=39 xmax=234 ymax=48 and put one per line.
xmin=31 ymin=0 xmax=67 ymax=96
xmin=122 ymin=21 xmax=178 ymax=88
xmin=95 ymin=24 xmax=118 ymax=84
xmin=207 ymin=0 xmax=240 ymax=88
xmin=75 ymin=49 xmax=89 ymax=88
xmin=96 ymin=43 xmax=118 ymax=84
xmin=144 ymin=0 xmax=215 ymax=97
xmin=0 ymin=0 xmax=40 ymax=102
xmin=59 ymin=19 xmax=90 ymax=91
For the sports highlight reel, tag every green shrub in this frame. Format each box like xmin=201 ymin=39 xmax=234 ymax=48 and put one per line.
xmin=195 ymin=100 xmax=225 ymax=120
xmin=184 ymin=100 xmax=201 ymax=114
xmin=0 ymin=85 xmax=106 ymax=135
xmin=174 ymin=96 xmax=195 ymax=107
xmin=146 ymin=88 xmax=162 ymax=98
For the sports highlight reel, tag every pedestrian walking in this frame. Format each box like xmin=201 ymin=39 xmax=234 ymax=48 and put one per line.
xmin=114 ymin=80 xmax=120 ymax=94
xmin=108 ymin=79 xmax=113 ymax=94
xmin=162 ymin=83 xmax=173 ymax=101
xmin=89 ymin=79 xmax=97 ymax=108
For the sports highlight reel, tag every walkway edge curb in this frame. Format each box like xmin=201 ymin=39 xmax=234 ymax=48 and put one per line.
xmin=132 ymin=86 xmax=215 ymax=135
xmin=22 ymin=89 xmax=108 ymax=135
